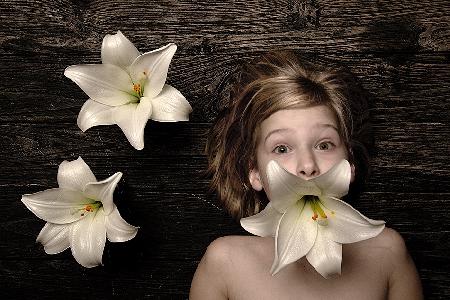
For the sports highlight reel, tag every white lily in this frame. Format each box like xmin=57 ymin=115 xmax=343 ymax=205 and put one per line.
xmin=21 ymin=157 xmax=138 ymax=268
xmin=240 ymin=160 xmax=385 ymax=278
xmin=64 ymin=31 xmax=192 ymax=150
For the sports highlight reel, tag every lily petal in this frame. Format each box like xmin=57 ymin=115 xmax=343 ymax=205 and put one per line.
xmin=101 ymin=30 xmax=140 ymax=70
xmin=77 ymin=99 xmax=115 ymax=132
xmin=131 ymin=43 xmax=177 ymax=99
xmin=22 ymin=188 xmax=91 ymax=224
xmin=323 ymin=213 xmax=385 ymax=244
xmin=150 ymin=84 xmax=192 ymax=121
xmin=112 ymin=97 xmax=153 ymax=150
xmin=313 ymin=160 xmax=351 ymax=198
xmin=320 ymin=197 xmax=385 ymax=243
xmin=83 ymin=172 xmax=122 ymax=215
xmin=36 ymin=222 xmax=70 ymax=254
xmin=306 ymin=229 xmax=342 ymax=278
xmin=266 ymin=160 xmax=321 ymax=213
xmin=105 ymin=206 xmax=138 ymax=242
xmin=70 ymin=208 xmax=106 ymax=268
xmin=240 ymin=203 xmax=282 ymax=237
xmin=322 ymin=196 xmax=385 ymax=226
xmin=64 ymin=64 xmax=135 ymax=106
xmin=271 ymin=201 xmax=317 ymax=275
xmin=57 ymin=157 xmax=97 ymax=191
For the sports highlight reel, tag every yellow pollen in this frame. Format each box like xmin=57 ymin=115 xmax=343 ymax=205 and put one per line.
xmin=133 ymin=83 xmax=141 ymax=93
xmin=84 ymin=204 xmax=94 ymax=212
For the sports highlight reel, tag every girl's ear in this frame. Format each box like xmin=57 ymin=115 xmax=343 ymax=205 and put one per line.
xmin=249 ymin=168 xmax=263 ymax=191
xmin=350 ymin=163 xmax=356 ymax=183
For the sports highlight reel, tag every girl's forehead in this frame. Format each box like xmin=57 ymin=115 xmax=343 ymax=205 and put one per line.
xmin=259 ymin=105 xmax=339 ymax=132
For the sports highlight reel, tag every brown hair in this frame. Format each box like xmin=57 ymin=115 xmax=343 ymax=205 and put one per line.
xmin=206 ymin=51 xmax=373 ymax=219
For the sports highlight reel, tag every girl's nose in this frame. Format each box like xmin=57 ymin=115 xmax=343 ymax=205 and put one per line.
xmin=296 ymin=151 xmax=319 ymax=179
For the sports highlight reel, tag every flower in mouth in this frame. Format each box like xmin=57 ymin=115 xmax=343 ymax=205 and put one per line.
xmin=240 ymin=159 xmax=385 ymax=278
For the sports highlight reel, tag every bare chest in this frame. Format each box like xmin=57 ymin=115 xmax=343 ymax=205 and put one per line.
xmin=228 ymin=250 xmax=388 ymax=300
xmin=230 ymin=273 xmax=387 ymax=300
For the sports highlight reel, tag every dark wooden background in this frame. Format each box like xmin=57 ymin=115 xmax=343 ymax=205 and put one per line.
xmin=0 ymin=0 xmax=449 ymax=299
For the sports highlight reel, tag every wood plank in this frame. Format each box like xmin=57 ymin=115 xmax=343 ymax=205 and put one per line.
xmin=1 ymin=0 xmax=449 ymax=59
xmin=1 ymin=53 xmax=449 ymax=124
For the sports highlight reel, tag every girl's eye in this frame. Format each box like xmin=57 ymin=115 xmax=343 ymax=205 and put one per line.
xmin=273 ymin=145 xmax=290 ymax=154
xmin=316 ymin=142 xmax=334 ymax=151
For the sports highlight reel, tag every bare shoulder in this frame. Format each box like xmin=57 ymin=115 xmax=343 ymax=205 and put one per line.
xmin=353 ymin=227 xmax=411 ymax=272
xmin=197 ymin=236 xmax=244 ymax=274
xmin=362 ymin=227 xmax=410 ymax=261
xmin=204 ymin=235 xmax=273 ymax=266
xmin=190 ymin=236 xmax=272 ymax=300
xmin=360 ymin=227 xmax=423 ymax=299
xmin=207 ymin=235 xmax=254 ymax=253
xmin=202 ymin=236 xmax=237 ymax=266
xmin=189 ymin=237 xmax=232 ymax=299
xmin=366 ymin=227 xmax=406 ymax=249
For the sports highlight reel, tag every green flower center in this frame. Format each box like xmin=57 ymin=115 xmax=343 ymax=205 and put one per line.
xmin=79 ymin=200 xmax=102 ymax=217
xmin=132 ymin=82 xmax=144 ymax=98
xmin=303 ymin=195 xmax=334 ymax=226
xmin=130 ymin=71 xmax=148 ymax=103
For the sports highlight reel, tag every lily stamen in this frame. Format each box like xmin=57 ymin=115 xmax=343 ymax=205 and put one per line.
xmin=133 ymin=83 xmax=144 ymax=98
xmin=315 ymin=202 xmax=327 ymax=219
xmin=131 ymin=72 xmax=148 ymax=99
xmin=306 ymin=196 xmax=328 ymax=223
xmin=79 ymin=201 xmax=102 ymax=217
xmin=312 ymin=213 xmax=318 ymax=221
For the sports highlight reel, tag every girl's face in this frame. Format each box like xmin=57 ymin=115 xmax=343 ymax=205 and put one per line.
xmin=249 ymin=105 xmax=353 ymax=192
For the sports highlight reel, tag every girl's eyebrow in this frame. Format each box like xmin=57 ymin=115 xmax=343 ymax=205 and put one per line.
xmin=264 ymin=124 xmax=339 ymax=143
xmin=264 ymin=128 xmax=294 ymax=143
xmin=316 ymin=123 xmax=339 ymax=132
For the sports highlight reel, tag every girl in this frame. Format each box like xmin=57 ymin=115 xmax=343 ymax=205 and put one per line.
xmin=190 ymin=51 xmax=422 ymax=299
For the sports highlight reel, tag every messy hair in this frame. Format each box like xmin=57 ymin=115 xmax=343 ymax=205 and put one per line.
xmin=206 ymin=51 xmax=373 ymax=219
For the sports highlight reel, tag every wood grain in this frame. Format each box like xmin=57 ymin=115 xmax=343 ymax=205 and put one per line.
xmin=1 ymin=0 xmax=449 ymax=298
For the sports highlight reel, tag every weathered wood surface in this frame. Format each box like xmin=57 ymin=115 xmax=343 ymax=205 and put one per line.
xmin=1 ymin=0 xmax=449 ymax=298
